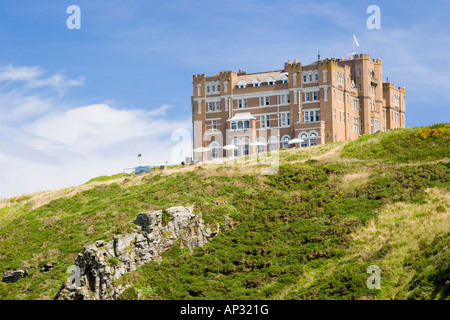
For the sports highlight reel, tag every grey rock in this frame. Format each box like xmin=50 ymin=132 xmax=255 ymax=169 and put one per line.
xmin=3 ymin=269 xmax=28 ymax=283
xmin=40 ymin=261 xmax=57 ymax=273
xmin=55 ymin=206 xmax=219 ymax=300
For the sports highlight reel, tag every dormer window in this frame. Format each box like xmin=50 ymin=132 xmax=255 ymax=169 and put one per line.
xmin=252 ymin=78 xmax=261 ymax=87
xmin=266 ymin=77 xmax=275 ymax=85
xmin=281 ymin=74 xmax=288 ymax=84
xmin=237 ymin=79 xmax=246 ymax=89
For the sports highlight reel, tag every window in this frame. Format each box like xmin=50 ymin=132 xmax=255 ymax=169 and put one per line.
xmin=309 ymin=132 xmax=318 ymax=146
xmin=210 ymin=142 xmax=219 ymax=159
xmin=242 ymin=138 xmax=250 ymax=156
xmin=371 ymin=118 xmax=380 ymax=133
xmin=353 ymin=117 xmax=359 ymax=132
xmin=215 ymin=101 xmax=220 ymax=111
xmin=281 ymin=112 xmax=290 ymax=127
xmin=358 ymin=68 xmax=361 ymax=77
xmin=217 ymin=84 xmax=220 ymax=92
xmin=370 ymin=100 xmax=376 ymax=112
xmin=353 ymin=99 xmax=359 ymax=111
xmin=395 ymin=94 xmax=400 ymax=107
xmin=257 ymin=138 xmax=266 ymax=153
xmin=238 ymin=99 xmax=247 ymax=109
xmin=280 ymin=94 xmax=290 ymax=105
xmin=347 ymin=113 xmax=350 ymax=124
xmin=306 ymin=92 xmax=310 ymax=101
xmin=227 ymin=119 xmax=252 ymax=130
xmin=371 ymin=85 xmax=375 ymax=96
xmin=313 ymin=91 xmax=318 ymax=101
xmin=304 ymin=110 xmax=320 ymax=123
xmin=338 ymin=72 xmax=344 ymax=86
xmin=207 ymin=86 xmax=210 ymax=93
xmin=269 ymin=136 xmax=278 ymax=151
xmin=232 ymin=139 xmax=240 ymax=157
xmin=281 ymin=135 xmax=291 ymax=148
xmin=303 ymin=75 xmax=307 ymax=82
xmin=309 ymin=74 xmax=313 ymax=82
xmin=260 ymin=96 xmax=270 ymax=106
xmin=334 ymin=108 xmax=337 ymax=120
xmin=315 ymin=73 xmax=318 ymax=82
xmin=261 ymin=115 xmax=270 ymax=128
xmin=299 ymin=133 xmax=308 ymax=147
xmin=211 ymin=120 xmax=217 ymax=131
xmin=208 ymin=102 xmax=214 ymax=112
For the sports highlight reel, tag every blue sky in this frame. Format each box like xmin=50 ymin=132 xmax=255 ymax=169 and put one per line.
xmin=0 ymin=0 xmax=449 ymax=198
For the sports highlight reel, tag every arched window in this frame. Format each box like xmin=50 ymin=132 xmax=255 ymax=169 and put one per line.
xmin=268 ymin=136 xmax=279 ymax=151
xmin=281 ymin=135 xmax=291 ymax=148
xmin=309 ymin=131 xmax=318 ymax=146
xmin=210 ymin=141 xmax=220 ymax=159
xmin=299 ymin=132 xmax=308 ymax=148
xmin=232 ymin=138 xmax=240 ymax=157
xmin=257 ymin=137 xmax=266 ymax=153
xmin=242 ymin=138 xmax=250 ymax=156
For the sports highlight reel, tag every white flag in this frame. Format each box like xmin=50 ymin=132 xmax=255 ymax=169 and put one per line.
xmin=353 ymin=34 xmax=360 ymax=47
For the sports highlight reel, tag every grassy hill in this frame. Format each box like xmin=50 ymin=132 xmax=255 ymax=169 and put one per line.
xmin=0 ymin=123 xmax=449 ymax=300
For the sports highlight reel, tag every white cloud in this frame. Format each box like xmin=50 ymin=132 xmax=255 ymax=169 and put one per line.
xmin=0 ymin=63 xmax=84 ymax=92
xmin=0 ymin=64 xmax=44 ymax=82
xmin=0 ymin=102 xmax=192 ymax=198
xmin=25 ymin=104 xmax=182 ymax=155
xmin=0 ymin=65 xmax=191 ymax=199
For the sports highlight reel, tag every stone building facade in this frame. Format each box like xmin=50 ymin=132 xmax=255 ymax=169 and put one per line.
xmin=192 ymin=53 xmax=406 ymax=161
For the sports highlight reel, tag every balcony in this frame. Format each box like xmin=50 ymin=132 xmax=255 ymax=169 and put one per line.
xmin=370 ymin=77 xmax=378 ymax=86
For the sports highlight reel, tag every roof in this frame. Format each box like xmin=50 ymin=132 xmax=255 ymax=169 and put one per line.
xmin=227 ymin=112 xmax=256 ymax=122
xmin=236 ymin=70 xmax=287 ymax=84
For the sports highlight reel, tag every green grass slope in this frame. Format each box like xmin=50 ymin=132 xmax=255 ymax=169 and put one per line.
xmin=0 ymin=124 xmax=449 ymax=300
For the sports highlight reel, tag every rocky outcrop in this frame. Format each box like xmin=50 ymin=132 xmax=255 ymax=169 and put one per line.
xmin=40 ymin=261 xmax=57 ymax=273
xmin=2 ymin=269 xmax=28 ymax=283
xmin=55 ymin=206 xmax=219 ymax=300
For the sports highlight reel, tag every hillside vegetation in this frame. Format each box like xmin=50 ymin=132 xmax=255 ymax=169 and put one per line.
xmin=0 ymin=123 xmax=449 ymax=300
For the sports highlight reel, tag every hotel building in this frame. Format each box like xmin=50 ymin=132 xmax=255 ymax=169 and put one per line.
xmin=191 ymin=53 xmax=406 ymax=161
